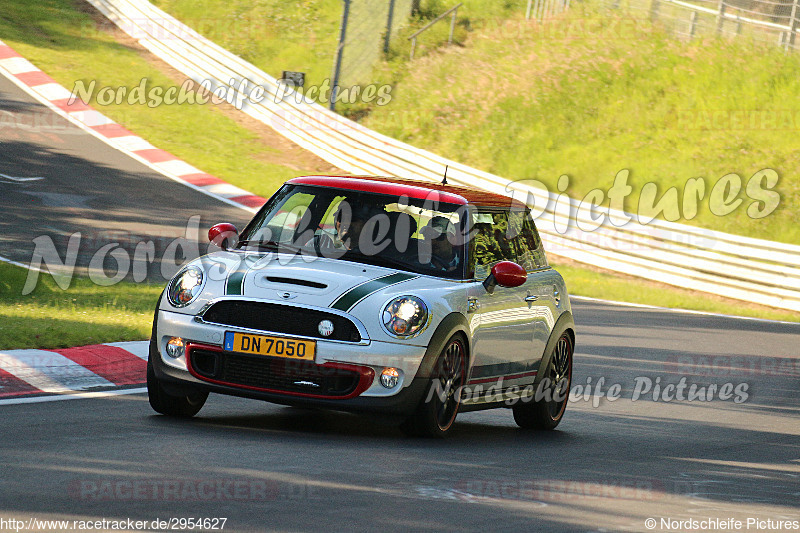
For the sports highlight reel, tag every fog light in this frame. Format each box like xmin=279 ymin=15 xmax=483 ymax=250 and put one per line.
xmin=166 ymin=337 xmax=185 ymax=358
xmin=380 ymin=367 xmax=400 ymax=389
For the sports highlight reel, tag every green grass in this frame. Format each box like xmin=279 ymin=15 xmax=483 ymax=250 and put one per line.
xmin=151 ymin=0 xmax=343 ymax=94
xmin=0 ymin=0 xmax=303 ymax=197
xmin=0 ymin=262 xmax=161 ymax=349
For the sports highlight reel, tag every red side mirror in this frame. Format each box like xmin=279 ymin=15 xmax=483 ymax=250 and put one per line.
xmin=484 ymin=261 xmax=526 ymax=293
xmin=208 ymin=223 xmax=238 ymax=250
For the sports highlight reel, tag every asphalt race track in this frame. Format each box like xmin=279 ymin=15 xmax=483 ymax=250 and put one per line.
xmin=2 ymin=56 xmax=800 ymax=533
xmin=0 ymin=300 xmax=798 ymax=532
xmin=0 ymin=72 xmax=250 ymax=283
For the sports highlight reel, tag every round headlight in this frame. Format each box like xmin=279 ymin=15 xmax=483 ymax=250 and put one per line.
xmin=382 ymin=296 xmax=428 ymax=337
xmin=167 ymin=266 xmax=204 ymax=307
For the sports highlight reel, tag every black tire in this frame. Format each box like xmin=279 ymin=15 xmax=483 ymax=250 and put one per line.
xmin=513 ymin=332 xmax=573 ymax=430
xmin=400 ymin=335 xmax=466 ymax=438
xmin=147 ymin=355 xmax=208 ymax=417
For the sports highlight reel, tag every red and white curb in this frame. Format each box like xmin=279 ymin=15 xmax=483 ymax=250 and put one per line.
xmin=0 ymin=39 xmax=266 ymax=212
xmin=0 ymin=41 xmax=265 ymax=405
xmin=0 ymin=341 xmax=149 ymax=403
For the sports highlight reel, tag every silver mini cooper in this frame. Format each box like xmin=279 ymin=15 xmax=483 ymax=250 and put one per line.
xmin=148 ymin=176 xmax=575 ymax=437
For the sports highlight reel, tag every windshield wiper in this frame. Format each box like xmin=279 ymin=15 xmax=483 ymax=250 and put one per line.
xmin=236 ymin=240 xmax=303 ymax=253
xmin=343 ymin=251 xmax=420 ymax=272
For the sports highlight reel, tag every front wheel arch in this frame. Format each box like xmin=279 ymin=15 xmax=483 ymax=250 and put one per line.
xmin=532 ymin=311 xmax=575 ymax=389
xmin=413 ymin=312 xmax=471 ymax=380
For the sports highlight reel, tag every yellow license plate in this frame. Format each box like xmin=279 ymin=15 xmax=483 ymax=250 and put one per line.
xmin=223 ymin=332 xmax=315 ymax=361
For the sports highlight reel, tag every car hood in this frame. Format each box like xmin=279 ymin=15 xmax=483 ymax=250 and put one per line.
xmin=165 ymin=251 xmax=420 ymax=313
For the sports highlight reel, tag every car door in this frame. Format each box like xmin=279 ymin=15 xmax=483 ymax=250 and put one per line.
xmin=512 ymin=208 xmax=557 ymax=371
xmin=466 ymin=209 xmax=549 ymax=390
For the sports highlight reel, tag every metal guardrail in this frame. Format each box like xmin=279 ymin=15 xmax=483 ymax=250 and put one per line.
xmin=87 ymin=0 xmax=800 ymax=312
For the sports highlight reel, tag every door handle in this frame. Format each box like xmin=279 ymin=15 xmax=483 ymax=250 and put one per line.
xmin=524 ymin=295 xmax=539 ymax=303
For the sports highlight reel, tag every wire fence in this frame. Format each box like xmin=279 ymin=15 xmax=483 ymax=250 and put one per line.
xmin=532 ymin=0 xmax=800 ymax=51
xmin=620 ymin=0 xmax=799 ymax=49
xmin=526 ymin=0 xmax=572 ymax=20
xmin=335 ymin=0 xmax=416 ymax=90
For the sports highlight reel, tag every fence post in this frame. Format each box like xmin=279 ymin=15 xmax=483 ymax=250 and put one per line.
xmin=788 ymin=0 xmax=800 ymax=50
xmin=735 ymin=15 xmax=742 ymax=35
xmin=649 ymin=0 xmax=660 ymax=21
xmin=715 ymin=0 xmax=727 ymax=34
xmin=688 ymin=10 xmax=698 ymax=38
xmin=329 ymin=0 xmax=350 ymax=111
xmin=449 ymin=5 xmax=458 ymax=43
xmin=410 ymin=36 xmax=417 ymax=59
xmin=384 ymin=0 xmax=396 ymax=53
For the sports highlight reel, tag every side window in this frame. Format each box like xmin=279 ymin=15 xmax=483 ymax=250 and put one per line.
xmin=512 ymin=208 xmax=548 ymax=269
xmin=471 ymin=209 xmax=547 ymax=278
xmin=471 ymin=210 xmax=515 ymax=279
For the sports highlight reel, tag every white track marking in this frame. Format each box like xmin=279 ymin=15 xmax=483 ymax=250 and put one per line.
xmin=0 ymin=349 xmax=115 ymax=391
xmin=0 ymin=387 xmax=146 ymax=406
xmin=0 ymin=57 xmax=37 ymax=75
xmin=103 ymin=341 xmax=150 ymax=360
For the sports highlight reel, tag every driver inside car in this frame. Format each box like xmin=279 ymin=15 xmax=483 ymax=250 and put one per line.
xmin=314 ymin=201 xmax=372 ymax=253
xmin=420 ymin=216 xmax=460 ymax=273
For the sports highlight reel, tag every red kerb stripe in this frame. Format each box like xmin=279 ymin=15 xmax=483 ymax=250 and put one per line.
xmin=50 ymin=345 xmax=146 ymax=386
xmin=15 ymin=71 xmax=54 ymax=87
xmin=229 ymin=195 xmax=267 ymax=208
xmin=134 ymin=149 xmax=176 ymax=163
xmin=91 ymin=123 xmax=134 ymax=138
xmin=0 ymin=46 xmax=21 ymax=60
xmin=51 ymin=98 xmax=92 ymax=112
xmin=0 ymin=368 xmax=41 ymax=398
xmin=182 ymin=173 xmax=226 ymax=186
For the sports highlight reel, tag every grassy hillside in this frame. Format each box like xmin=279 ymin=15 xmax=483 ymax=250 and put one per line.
xmin=362 ymin=6 xmax=800 ymax=244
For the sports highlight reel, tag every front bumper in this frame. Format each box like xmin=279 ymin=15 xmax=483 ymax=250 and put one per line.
xmin=152 ymin=309 xmax=431 ymax=416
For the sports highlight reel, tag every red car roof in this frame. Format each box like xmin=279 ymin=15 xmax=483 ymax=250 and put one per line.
xmin=287 ymin=175 xmax=527 ymax=209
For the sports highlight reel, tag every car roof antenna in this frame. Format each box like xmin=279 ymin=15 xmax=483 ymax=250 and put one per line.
xmin=442 ymin=165 xmax=448 ymax=185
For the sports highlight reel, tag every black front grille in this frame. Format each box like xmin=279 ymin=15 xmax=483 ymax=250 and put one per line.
xmin=190 ymin=349 xmax=362 ymax=397
xmin=201 ymin=301 xmax=361 ymax=342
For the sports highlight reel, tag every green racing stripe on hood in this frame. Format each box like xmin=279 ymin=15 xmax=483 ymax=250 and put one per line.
xmin=225 ymin=262 xmax=250 ymax=295
xmin=330 ymin=272 xmax=418 ymax=312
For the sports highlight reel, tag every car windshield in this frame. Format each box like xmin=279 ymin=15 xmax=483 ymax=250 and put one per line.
xmin=238 ymin=184 xmax=471 ymax=279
